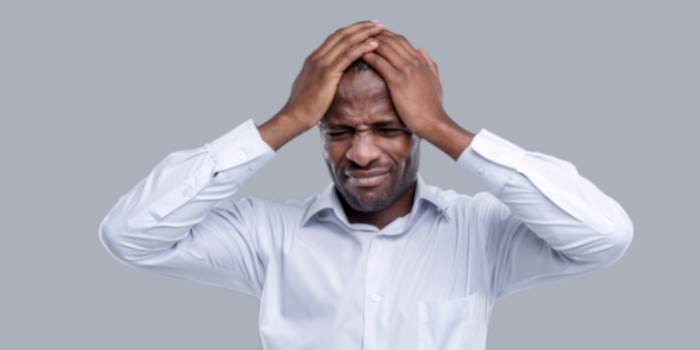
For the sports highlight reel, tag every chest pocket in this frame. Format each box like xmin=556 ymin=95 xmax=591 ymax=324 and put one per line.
xmin=417 ymin=295 xmax=487 ymax=350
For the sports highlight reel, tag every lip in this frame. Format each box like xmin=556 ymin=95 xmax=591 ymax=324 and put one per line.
xmin=345 ymin=169 xmax=390 ymax=187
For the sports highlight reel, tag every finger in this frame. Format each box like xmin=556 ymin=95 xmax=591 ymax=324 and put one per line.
xmin=418 ymin=47 xmax=439 ymax=78
xmin=361 ymin=51 xmax=399 ymax=81
xmin=373 ymin=32 xmax=427 ymax=73
xmin=328 ymin=38 xmax=380 ymax=73
xmin=372 ymin=35 xmax=415 ymax=72
xmin=314 ymin=20 xmax=385 ymax=58
xmin=322 ymin=21 xmax=385 ymax=64
xmin=381 ymin=30 xmax=418 ymax=58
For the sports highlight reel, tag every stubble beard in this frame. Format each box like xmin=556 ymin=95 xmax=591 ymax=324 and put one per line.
xmin=335 ymin=154 xmax=419 ymax=213
xmin=336 ymin=181 xmax=399 ymax=213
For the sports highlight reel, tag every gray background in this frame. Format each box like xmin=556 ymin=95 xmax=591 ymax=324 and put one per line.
xmin=1 ymin=0 xmax=697 ymax=349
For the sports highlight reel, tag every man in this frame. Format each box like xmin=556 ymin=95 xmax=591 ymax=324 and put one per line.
xmin=100 ymin=20 xmax=633 ymax=350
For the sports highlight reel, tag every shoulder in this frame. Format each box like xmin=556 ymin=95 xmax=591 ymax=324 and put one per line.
xmin=421 ymin=182 xmax=490 ymax=210
xmin=213 ymin=194 xmax=319 ymax=227
xmin=422 ymin=183 xmax=508 ymax=222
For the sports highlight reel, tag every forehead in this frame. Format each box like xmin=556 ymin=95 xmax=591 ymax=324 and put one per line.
xmin=323 ymin=69 xmax=400 ymax=125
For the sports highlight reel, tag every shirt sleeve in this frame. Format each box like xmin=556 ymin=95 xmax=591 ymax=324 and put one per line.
xmin=99 ymin=119 xmax=277 ymax=297
xmin=456 ymin=129 xmax=633 ymax=299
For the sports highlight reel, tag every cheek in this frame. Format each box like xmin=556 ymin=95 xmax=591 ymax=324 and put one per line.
xmin=388 ymin=137 xmax=417 ymax=169
xmin=322 ymin=143 xmax=347 ymax=171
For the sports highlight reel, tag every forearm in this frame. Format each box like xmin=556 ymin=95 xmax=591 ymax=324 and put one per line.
xmin=258 ymin=112 xmax=313 ymax=151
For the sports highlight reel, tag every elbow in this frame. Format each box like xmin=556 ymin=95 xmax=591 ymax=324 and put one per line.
xmin=585 ymin=201 xmax=634 ymax=268
xmin=98 ymin=211 xmax=142 ymax=267
xmin=600 ymin=216 xmax=633 ymax=267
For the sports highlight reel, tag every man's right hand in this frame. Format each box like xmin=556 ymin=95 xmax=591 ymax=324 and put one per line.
xmin=259 ymin=20 xmax=385 ymax=150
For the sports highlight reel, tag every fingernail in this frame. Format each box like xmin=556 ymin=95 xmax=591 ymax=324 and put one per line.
xmin=369 ymin=40 xmax=378 ymax=46
xmin=371 ymin=19 xmax=382 ymax=23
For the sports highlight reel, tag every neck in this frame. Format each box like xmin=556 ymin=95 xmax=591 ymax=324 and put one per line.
xmin=340 ymin=181 xmax=417 ymax=230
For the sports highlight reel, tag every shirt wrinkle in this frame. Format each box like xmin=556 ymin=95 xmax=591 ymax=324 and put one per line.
xmin=99 ymin=120 xmax=633 ymax=350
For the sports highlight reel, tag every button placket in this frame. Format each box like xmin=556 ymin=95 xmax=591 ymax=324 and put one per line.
xmin=363 ymin=236 xmax=384 ymax=350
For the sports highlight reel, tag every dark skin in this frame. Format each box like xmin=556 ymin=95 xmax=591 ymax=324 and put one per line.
xmin=259 ymin=20 xmax=475 ymax=229
xmin=321 ymin=69 xmax=419 ymax=229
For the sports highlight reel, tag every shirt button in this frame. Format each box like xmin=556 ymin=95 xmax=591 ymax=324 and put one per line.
xmin=477 ymin=166 xmax=484 ymax=175
xmin=371 ymin=294 xmax=381 ymax=302
xmin=182 ymin=185 xmax=194 ymax=197
xmin=235 ymin=150 xmax=246 ymax=160
xmin=544 ymin=188 xmax=554 ymax=197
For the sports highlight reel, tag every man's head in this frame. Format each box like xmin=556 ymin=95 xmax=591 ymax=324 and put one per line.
xmin=320 ymin=59 xmax=420 ymax=213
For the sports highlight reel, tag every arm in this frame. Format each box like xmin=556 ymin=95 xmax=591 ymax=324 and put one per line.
xmin=99 ymin=20 xmax=387 ymax=295
xmin=362 ymin=31 xmax=633 ymax=298
xmin=458 ymin=130 xmax=633 ymax=298
xmin=99 ymin=120 xmax=277 ymax=296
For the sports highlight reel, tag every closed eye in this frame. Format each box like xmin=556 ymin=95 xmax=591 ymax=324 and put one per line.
xmin=376 ymin=128 xmax=405 ymax=136
xmin=325 ymin=128 xmax=353 ymax=139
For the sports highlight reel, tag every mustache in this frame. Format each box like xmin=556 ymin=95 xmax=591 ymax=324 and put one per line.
xmin=342 ymin=162 xmax=393 ymax=173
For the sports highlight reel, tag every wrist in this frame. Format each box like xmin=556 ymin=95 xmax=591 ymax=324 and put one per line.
xmin=258 ymin=112 xmax=311 ymax=151
xmin=421 ymin=113 xmax=474 ymax=160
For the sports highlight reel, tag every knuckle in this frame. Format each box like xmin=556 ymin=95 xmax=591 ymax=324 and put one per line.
xmin=346 ymin=45 xmax=362 ymax=55
xmin=307 ymin=51 xmax=319 ymax=61
xmin=317 ymin=66 xmax=329 ymax=78
xmin=395 ymin=71 xmax=407 ymax=83
xmin=316 ymin=58 xmax=332 ymax=73
xmin=305 ymin=55 xmax=319 ymax=67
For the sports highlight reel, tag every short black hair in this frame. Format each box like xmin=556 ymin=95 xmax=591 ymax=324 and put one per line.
xmin=346 ymin=58 xmax=374 ymax=73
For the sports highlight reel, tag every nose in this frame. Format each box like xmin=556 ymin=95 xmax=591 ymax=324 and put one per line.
xmin=345 ymin=131 xmax=381 ymax=167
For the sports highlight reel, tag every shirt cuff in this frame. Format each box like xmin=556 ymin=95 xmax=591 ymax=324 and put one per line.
xmin=207 ymin=119 xmax=277 ymax=173
xmin=456 ymin=129 xmax=527 ymax=195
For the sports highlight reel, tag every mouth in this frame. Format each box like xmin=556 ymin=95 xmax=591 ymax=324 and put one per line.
xmin=344 ymin=169 xmax=390 ymax=188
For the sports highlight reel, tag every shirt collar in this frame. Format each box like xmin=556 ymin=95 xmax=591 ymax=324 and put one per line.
xmin=301 ymin=175 xmax=450 ymax=227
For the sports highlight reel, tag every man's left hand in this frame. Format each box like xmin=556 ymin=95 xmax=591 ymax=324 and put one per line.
xmin=362 ymin=30 xmax=474 ymax=159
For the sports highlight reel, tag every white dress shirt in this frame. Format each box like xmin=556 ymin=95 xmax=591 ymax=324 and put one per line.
xmin=100 ymin=119 xmax=633 ymax=350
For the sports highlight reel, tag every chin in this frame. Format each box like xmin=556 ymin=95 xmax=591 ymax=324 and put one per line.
xmin=338 ymin=186 xmax=397 ymax=213
xmin=348 ymin=197 xmax=393 ymax=213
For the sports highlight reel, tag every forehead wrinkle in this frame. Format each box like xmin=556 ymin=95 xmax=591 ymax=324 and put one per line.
xmin=324 ymin=70 xmax=401 ymax=126
xmin=335 ymin=84 xmax=388 ymax=103
xmin=334 ymin=71 xmax=391 ymax=105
